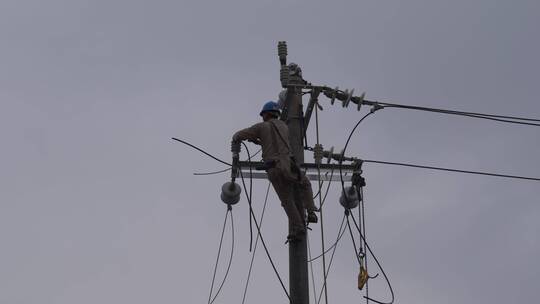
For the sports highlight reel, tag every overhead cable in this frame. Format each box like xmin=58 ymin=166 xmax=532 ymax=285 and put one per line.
xmin=207 ymin=208 xmax=234 ymax=304
xmin=238 ymin=155 xmax=291 ymax=301
xmin=372 ymin=100 xmax=540 ymax=125
xmin=241 ymin=182 xmax=271 ymax=304
xmin=363 ymin=159 xmax=540 ymax=182
xmin=172 ymin=137 xmax=231 ymax=166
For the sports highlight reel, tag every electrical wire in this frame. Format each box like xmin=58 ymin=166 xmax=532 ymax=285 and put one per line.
xmin=373 ymin=101 xmax=540 ymax=126
xmin=339 ymin=111 xmax=377 ymax=190
xmin=171 ymin=137 xmax=231 ymax=166
xmin=314 ymin=100 xmax=329 ymax=304
xmin=193 ymin=149 xmax=262 ymax=176
xmin=207 ymin=208 xmax=234 ymax=304
xmin=194 ymin=167 xmax=231 ymax=176
xmin=241 ymin=182 xmax=271 ymax=304
xmin=308 ymin=214 xmax=347 ymax=262
xmin=242 ymin=142 xmax=254 ymax=252
xmin=307 ymin=235 xmax=319 ymax=304
xmin=238 ymin=152 xmax=291 ymax=301
xmin=362 ymin=159 xmax=540 ymax=182
xmin=349 ymin=213 xmax=395 ymax=304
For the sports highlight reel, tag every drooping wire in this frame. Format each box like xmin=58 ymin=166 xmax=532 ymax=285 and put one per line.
xmin=349 ymin=213 xmax=395 ymax=304
xmin=308 ymin=214 xmax=347 ymax=262
xmin=316 ymin=215 xmax=345 ymax=304
xmin=193 ymin=149 xmax=262 ymax=176
xmin=238 ymin=149 xmax=291 ymax=302
xmin=339 ymin=111 xmax=378 ymax=190
xmin=362 ymin=159 xmax=540 ymax=182
xmin=241 ymin=142 xmax=254 ymax=252
xmin=241 ymin=182 xmax=271 ymax=304
xmin=171 ymin=137 xmax=231 ymax=166
xmin=194 ymin=167 xmax=232 ymax=176
xmin=207 ymin=208 xmax=234 ymax=304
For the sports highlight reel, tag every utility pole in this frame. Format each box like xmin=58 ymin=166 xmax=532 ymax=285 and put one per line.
xmin=278 ymin=41 xmax=310 ymax=304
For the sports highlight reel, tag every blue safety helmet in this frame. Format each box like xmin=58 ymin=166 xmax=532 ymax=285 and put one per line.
xmin=259 ymin=101 xmax=281 ymax=117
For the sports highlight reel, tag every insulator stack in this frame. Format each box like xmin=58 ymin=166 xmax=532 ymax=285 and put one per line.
xmin=278 ymin=41 xmax=287 ymax=65
xmin=280 ymin=65 xmax=290 ymax=88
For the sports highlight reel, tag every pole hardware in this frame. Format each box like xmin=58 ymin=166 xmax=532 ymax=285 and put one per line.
xmin=340 ymin=185 xmax=359 ymax=209
xmin=221 ymin=141 xmax=242 ymax=206
xmin=220 ymin=181 xmax=241 ymax=206
xmin=313 ymin=143 xmax=324 ymax=165
xmin=343 ymin=88 xmax=354 ymax=108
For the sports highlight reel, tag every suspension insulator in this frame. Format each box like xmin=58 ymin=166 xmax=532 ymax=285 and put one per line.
xmin=221 ymin=182 xmax=241 ymax=206
xmin=231 ymin=141 xmax=241 ymax=154
xmin=277 ymin=41 xmax=287 ymax=65
xmin=339 ymin=186 xmax=359 ymax=209
xmin=280 ymin=66 xmax=290 ymax=87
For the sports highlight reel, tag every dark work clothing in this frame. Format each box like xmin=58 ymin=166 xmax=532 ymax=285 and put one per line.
xmin=233 ymin=118 xmax=317 ymax=235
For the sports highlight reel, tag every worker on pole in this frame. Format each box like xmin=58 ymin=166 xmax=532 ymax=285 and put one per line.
xmin=232 ymin=101 xmax=319 ymax=242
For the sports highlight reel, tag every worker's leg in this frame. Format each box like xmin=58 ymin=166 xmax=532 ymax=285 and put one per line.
xmin=296 ymin=174 xmax=319 ymax=223
xmin=298 ymin=174 xmax=318 ymax=211
xmin=267 ymin=168 xmax=305 ymax=235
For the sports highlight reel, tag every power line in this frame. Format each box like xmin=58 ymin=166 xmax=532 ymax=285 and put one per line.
xmin=371 ymin=100 xmax=540 ymax=123
xmin=363 ymin=159 xmax=540 ymax=181
xmin=172 ymin=137 xmax=231 ymax=166
xmin=241 ymin=182 xmax=271 ymax=304
xmin=207 ymin=208 xmax=234 ymax=304
xmin=238 ymin=152 xmax=291 ymax=301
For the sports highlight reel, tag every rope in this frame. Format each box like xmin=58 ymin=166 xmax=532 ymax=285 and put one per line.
xmin=307 ymin=235 xmax=319 ymax=303
xmin=241 ymin=182 xmax=271 ymax=304
xmin=349 ymin=213 xmax=395 ymax=304
xmin=207 ymin=208 xmax=234 ymax=304
xmin=360 ymin=187 xmax=370 ymax=303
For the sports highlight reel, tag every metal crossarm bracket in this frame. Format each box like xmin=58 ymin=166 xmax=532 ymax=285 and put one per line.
xmin=237 ymin=161 xmax=357 ymax=181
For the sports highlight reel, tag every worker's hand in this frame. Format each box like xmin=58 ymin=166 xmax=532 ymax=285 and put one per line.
xmin=231 ymin=140 xmax=241 ymax=154
xmin=248 ymin=139 xmax=261 ymax=145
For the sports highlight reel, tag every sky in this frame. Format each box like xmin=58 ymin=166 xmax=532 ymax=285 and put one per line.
xmin=1 ymin=0 xmax=539 ymax=303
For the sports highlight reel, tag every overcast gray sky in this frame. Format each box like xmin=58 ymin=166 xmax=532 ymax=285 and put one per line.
xmin=1 ymin=1 xmax=539 ymax=303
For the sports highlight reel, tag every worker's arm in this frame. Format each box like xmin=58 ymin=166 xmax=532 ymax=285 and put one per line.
xmin=232 ymin=122 xmax=263 ymax=143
